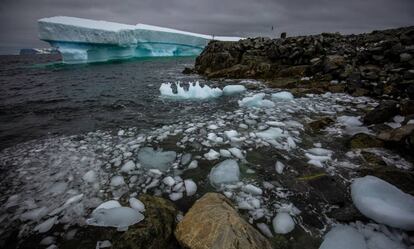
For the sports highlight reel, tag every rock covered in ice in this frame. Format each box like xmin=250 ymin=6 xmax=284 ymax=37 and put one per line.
xmin=209 ymin=159 xmax=240 ymax=187
xmin=351 ymin=175 xmax=414 ymax=230
xmin=271 ymin=91 xmax=294 ymax=100
xmin=223 ymin=85 xmax=246 ymax=95
xmin=184 ymin=179 xmax=197 ymax=196
xmin=137 ymin=147 xmax=176 ymax=171
xmin=86 ymin=207 xmax=144 ymax=231
xmin=238 ymin=93 xmax=275 ymax=108
xmin=129 ymin=198 xmax=145 ymax=212
xmin=320 ymin=225 xmax=366 ymax=249
xmin=160 ymin=81 xmax=223 ymax=100
xmin=272 ymin=212 xmax=295 ymax=234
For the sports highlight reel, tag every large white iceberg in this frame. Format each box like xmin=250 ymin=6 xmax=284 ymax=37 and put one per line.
xmin=38 ymin=16 xmax=242 ymax=63
xmin=160 ymin=82 xmax=223 ymax=99
xmin=351 ymin=175 xmax=414 ymax=230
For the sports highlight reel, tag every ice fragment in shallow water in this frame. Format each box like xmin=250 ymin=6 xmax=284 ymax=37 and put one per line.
xmin=169 ymin=192 xmax=183 ymax=201
xmin=188 ymin=160 xmax=198 ymax=169
xmin=257 ymin=223 xmax=273 ymax=238
xmin=86 ymin=207 xmax=144 ymax=231
xmin=94 ymin=200 xmax=121 ymax=211
xmin=162 ymin=176 xmax=176 ymax=186
xmin=275 ymin=161 xmax=285 ymax=174
xmin=351 ymin=175 xmax=414 ymax=230
xmin=159 ymin=81 xmax=223 ymax=99
xmin=138 ymin=147 xmax=176 ymax=171
xmin=319 ymin=225 xmax=366 ymax=249
xmin=204 ymin=149 xmax=220 ymax=160
xmin=272 ymin=212 xmax=295 ymax=234
xmin=110 ymin=176 xmax=125 ymax=187
xmin=209 ymin=159 xmax=240 ymax=187
xmin=271 ymin=91 xmax=294 ymax=100
xmin=222 ymin=85 xmax=246 ymax=95
xmin=120 ymin=161 xmax=136 ymax=173
xmin=256 ymin=128 xmax=283 ymax=140
xmin=242 ymin=184 xmax=263 ymax=195
xmin=34 ymin=216 xmax=57 ymax=233
xmin=129 ymin=198 xmax=145 ymax=212
xmin=238 ymin=93 xmax=275 ymax=108
xmin=83 ymin=170 xmax=97 ymax=183
xmin=184 ymin=179 xmax=197 ymax=196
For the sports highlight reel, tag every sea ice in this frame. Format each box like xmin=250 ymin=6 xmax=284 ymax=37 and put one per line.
xmin=204 ymin=149 xmax=220 ymax=160
xmin=271 ymin=91 xmax=294 ymax=100
xmin=110 ymin=176 xmax=125 ymax=187
xmin=86 ymin=207 xmax=144 ymax=231
xmin=34 ymin=216 xmax=57 ymax=233
xmin=129 ymin=198 xmax=145 ymax=212
xmin=120 ymin=161 xmax=136 ymax=173
xmin=228 ymin=147 xmax=244 ymax=159
xmin=137 ymin=147 xmax=176 ymax=171
xmin=222 ymin=85 xmax=246 ymax=95
xmin=238 ymin=93 xmax=275 ymax=108
xmin=275 ymin=161 xmax=285 ymax=174
xmin=257 ymin=223 xmax=273 ymax=238
xmin=351 ymin=175 xmax=414 ymax=230
xmin=184 ymin=179 xmax=197 ymax=196
xmin=169 ymin=192 xmax=183 ymax=201
xmin=242 ymin=184 xmax=263 ymax=195
xmin=159 ymin=82 xmax=223 ymax=100
xmin=162 ymin=176 xmax=176 ymax=187
xmin=319 ymin=225 xmax=366 ymax=249
xmin=82 ymin=170 xmax=97 ymax=183
xmin=95 ymin=200 xmax=121 ymax=211
xmin=272 ymin=212 xmax=295 ymax=234
xmin=256 ymin=128 xmax=283 ymax=140
xmin=209 ymin=159 xmax=240 ymax=187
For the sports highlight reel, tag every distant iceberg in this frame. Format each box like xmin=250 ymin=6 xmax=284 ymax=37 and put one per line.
xmin=38 ymin=16 xmax=242 ymax=63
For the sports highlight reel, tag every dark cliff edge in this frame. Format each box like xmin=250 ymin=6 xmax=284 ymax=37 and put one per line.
xmin=193 ymin=26 xmax=414 ymax=99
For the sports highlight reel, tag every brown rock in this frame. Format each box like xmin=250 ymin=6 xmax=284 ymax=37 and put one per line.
xmin=175 ymin=193 xmax=272 ymax=249
xmin=377 ymin=124 xmax=414 ymax=142
xmin=349 ymin=133 xmax=384 ymax=149
xmin=308 ymin=117 xmax=335 ymax=131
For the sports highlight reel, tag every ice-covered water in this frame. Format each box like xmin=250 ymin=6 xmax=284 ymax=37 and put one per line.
xmin=1 ymin=55 xmax=413 ymax=248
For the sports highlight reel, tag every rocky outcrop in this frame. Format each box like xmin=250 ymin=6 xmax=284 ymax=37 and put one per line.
xmin=175 ymin=193 xmax=272 ymax=249
xmin=194 ymin=26 xmax=414 ymax=99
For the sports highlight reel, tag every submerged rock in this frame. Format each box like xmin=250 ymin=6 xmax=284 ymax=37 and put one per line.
xmin=363 ymin=100 xmax=399 ymax=125
xmin=175 ymin=193 xmax=272 ymax=249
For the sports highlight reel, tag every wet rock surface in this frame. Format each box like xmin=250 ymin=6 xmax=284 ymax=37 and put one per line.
xmin=194 ymin=26 xmax=414 ymax=99
xmin=175 ymin=193 xmax=272 ymax=249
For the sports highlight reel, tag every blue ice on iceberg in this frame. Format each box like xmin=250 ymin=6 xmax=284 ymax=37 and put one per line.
xmin=38 ymin=16 xmax=242 ymax=63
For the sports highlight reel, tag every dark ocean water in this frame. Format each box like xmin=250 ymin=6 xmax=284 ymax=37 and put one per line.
xmin=0 ymin=55 xmax=238 ymax=150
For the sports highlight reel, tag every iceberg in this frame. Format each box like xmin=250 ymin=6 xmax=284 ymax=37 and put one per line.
xmin=38 ymin=16 xmax=242 ymax=63
xmin=160 ymin=81 xmax=223 ymax=99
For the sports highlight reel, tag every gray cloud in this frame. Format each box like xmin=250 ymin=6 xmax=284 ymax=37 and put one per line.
xmin=0 ymin=0 xmax=413 ymax=54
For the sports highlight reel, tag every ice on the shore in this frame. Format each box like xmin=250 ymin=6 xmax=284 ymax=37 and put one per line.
xmin=204 ymin=149 xmax=220 ymax=160
xmin=223 ymin=85 xmax=246 ymax=95
xmin=86 ymin=207 xmax=144 ymax=231
xmin=110 ymin=176 xmax=125 ymax=187
xmin=120 ymin=161 xmax=136 ymax=173
xmin=275 ymin=161 xmax=285 ymax=174
xmin=95 ymin=200 xmax=121 ymax=211
xmin=209 ymin=159 xmax=240 ymax=187
xmin=256 ymin=128 xmax=283 ymax=141
xmin=242 ymin=184 xmax=263 ymax=195
xmin=272 ymin=212 xmax=295 ymax=234
xmin=129 ymin=198 xmax=145 ymax=212
xmin=351 ymin=175 xmax=414 ymax=230
xmin=34 ymin=216 xmax=57 ymax=233
xmin=238 ymin=93 xmax=275 ymax=108
xmin=320 ymin=225 xmax=366 ymax=249
xmin=159 ymin=82 xmax=223 ymax=100
xmin=257 ymin=223 xmax=273 ymax=238
xmin=271 ymin=91 xmax=294 ymax=100
xmin=184 ymin=179 xmax=197 ymax=196
xmin=82 ymin=170 xmax=97 ymax=183
xmin=162 ymin=176 xmax=176 ymax=186
xmin=137 ymin=147 xmax=176 ymax=171
xmin=305 ymin=147 xmax=333 ymax=168
xmin=337 ymin=115 xmax=370 ymax=135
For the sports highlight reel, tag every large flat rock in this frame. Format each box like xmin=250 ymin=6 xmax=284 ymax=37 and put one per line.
xmin=175 ymin=192 xmax=272 ymax=249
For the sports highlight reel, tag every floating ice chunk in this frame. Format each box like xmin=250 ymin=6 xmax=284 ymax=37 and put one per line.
xmin=275 ymin=161 xmax=285 ymax=174
xmin=207 ymin=124 xmax=219 ymax=130
xmin=159 ymin=81 xmax=223 ymax=99
xmin=228 ymin=147 xmax=244 ymax=159
xmin=266 ymin=121 xmax=285 ymax=127
xmin=307 ymin=148 xmax=333 ymax=156
xmin=272 ymin=212 xmax=295 ymax=234
xmin=181 ymin=153 xmax=192 ymax=165
xmin=271 ymin=91 xmax=294 ymax=100
xmin=204 ymin=149 xmax=220 ymax=160
xmin=34 ymin=216 xmax=57 ymax=233
xmin=385 ymin=122 xmax=401 ymax=129
xmin=188 ymin=160 xmax=198 ymax=169
xmin=169 ymin=192 xmax=183 ymax=201
xmin=120 ymin=160 xmax=136 ymax=173
xmin=83 ymin=170 xmax=97 ymax=183
xmin=351 ymin=175 xmax=414 ymax=230
xmin=256 ymin=128 xmax=283 ymax=140
xmin=407 ymin=119 xmax=414 ymax=125
xmin=96 ymin=240 xmax=112 ymax=249
xmin=117 ymin=130 xmax=125 ymax=136
xmin=238 ymin=93 xmax=275 ymax=108
xmin=207 ymin=133 xmax=223 ymax=143
xmin=220 ymin=149 xmax=232 ymax=158
xmin=129 ymin=198 xmax=145 ymax=212
xmin=242 ymin=184 xmax=263 ymax=195
xmin=223 ymin=85 xmax=246 ymax=95
xmin=319 ymin=225 xmax=366 ymax=249
xmin=86 ymin=207 xmax=144 ymax=231
xmin=162 ymin=176 xmax=176 ymax=187
xmin=110 ymin=176 xmax=125 ymax=187
xmin=209 ymin=159 xmax=240 ymax=187
xmin=184 ymin=179 xmax=197 ymax=196
xmin=138 ymin=147 xmax=176 ymax=171
xmin=95 ymin=200 xmax=121 ymax=211
xmin=238 ymin=200 xmax=254 ymax=210
xmin=257 ymin=223 xmax=273 ymax=238
xmin=40 ymin=236 xmax=55 ymax=245
xmin=20 ymin=207 xmax=48 ymax=221
xmin=337 ymin=116 xmax=363 ymax=127
xmin=48 ymin=182 xmax=68 ymax=194
xmin=393 ymin=115 xmax=404 ymax=123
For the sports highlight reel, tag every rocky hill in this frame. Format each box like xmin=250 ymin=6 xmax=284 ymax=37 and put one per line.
xmin=193 ymin=26 xmax=414 ymax=99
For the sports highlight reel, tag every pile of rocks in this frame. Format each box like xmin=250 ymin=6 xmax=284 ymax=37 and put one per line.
xmin=193 ymin=26 xmax=414 ymax=99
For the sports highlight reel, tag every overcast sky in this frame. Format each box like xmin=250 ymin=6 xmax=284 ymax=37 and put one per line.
xmin=0 ymin=0 xmax=413 ymax=54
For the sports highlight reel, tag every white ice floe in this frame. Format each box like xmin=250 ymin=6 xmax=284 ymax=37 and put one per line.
xmin=238 ymin=93 xmax=275 ymax=108
xmin=275 ymin=161 xmax=285 ymax=174
xmin=137 ymin=147 xmax=176 ymax=171
xmin=110 ymin=176 xmax=125 ymax=187
xmin=242 ymin=184 xmax=263 ymax=195
xmin=86 ymin=207 xmax=144 ymax=231
xmin=223 ymin=85 xmax=246 ymax=95
xmin=319 ymin=225 xmax=366 ymax=249
xmin=209 ymin=159 xmax=240 ymax=187
xmin=228 ymin=147 xmax=244 ymax=159
xmin=271 ymin=91 xmax=294 ymax=100
xmin=120 ymin=160 xmax=136 ymax=173
xmin=169 ymin=192 xmax=183 ymax=201
xmin=351 ymin=175 xmax=414 ymax=230
xmin=204 ymin=149 xmax=220 ymax=160
xmin=257 ymin=223 xmax=273 ymax=238
xmin=162 ymin=176 xmax=176 ymax=187
xmin=95 ymin=200 xmax=121 ymax=211
xmin=188 ymin=160 xmax=198 ymax=169
xmin=82 ymin=170 xmax=97 ymax=183
xmin=159 ymin=82 xmax=223 ymax=99
xmin=337 ymin=115 xmax=370 ymax=135
xmin=184 ymin=179 xmax=197 ymax=196
xmin=272 ymin=212 xmax=295 ymax=234
xmin=34 ymin=216 xmax=57 ymax=233
xmin=129 ymin=198 xmax=145 ymax=212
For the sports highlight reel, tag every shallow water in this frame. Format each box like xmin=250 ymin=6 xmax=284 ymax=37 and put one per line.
xmin=0 ymin=55 xmax=412 ymax=248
